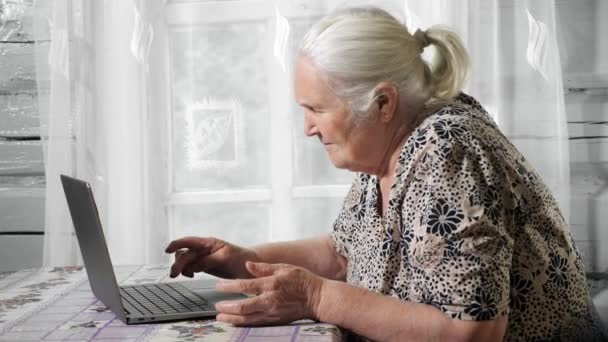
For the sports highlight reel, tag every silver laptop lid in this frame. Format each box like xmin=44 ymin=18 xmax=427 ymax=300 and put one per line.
xmin=60 ymin=175 xmax=126 ymax=322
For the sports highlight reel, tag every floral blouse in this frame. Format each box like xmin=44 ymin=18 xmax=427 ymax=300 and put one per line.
xmin=331 ymin=93 xmax=607 ymax=341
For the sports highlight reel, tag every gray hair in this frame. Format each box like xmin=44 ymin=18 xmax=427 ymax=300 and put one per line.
xmin=298 ymin=6 xmax=470 ymax=122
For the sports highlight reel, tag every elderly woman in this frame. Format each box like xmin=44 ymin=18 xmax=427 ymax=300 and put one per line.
xmin=165 ymin=6 xmax=607 ymax=341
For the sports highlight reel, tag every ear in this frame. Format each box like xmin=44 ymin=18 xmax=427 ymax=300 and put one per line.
xmin=374 ymin=82 xmax=399 ymax=123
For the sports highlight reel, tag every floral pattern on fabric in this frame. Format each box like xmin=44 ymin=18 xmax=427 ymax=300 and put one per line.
xmin=151 ymin=319 xmax=341 ymax=342
xmin=0 ymin=266 xmax=343 ymax=341
xmin=0 ymin=293 xmax=42 ymax=321
xmin=331 ymin=93 xmax=608 ymax=341
xmin=69 ymin=320 xmax=101 ymax=329
xmin=302 ymin=325 xmax=341 ymax=336
xmin=0 ymin=267 xmax=86 ymax=324
xmin=167 ymin=320 xmax=227 ymax=341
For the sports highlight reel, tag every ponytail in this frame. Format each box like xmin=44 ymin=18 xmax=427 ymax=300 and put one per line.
xmin=423 ymin=25 xmax=470 ymax=101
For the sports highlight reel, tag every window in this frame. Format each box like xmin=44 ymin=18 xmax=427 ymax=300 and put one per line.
xmin=155 ymin=0 xmax=351 ymax=246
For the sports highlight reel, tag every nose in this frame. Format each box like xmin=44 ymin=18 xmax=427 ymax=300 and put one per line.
xmin=304 ymin=111 xmax=319 ymax=137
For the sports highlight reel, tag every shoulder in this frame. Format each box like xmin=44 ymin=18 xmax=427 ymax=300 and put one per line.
xmin=392 ymin=93 xmax=516 ymax=205
xmin=408 ymin=93 xmax=507 ymax=163
xmin=395 ymin=94 xmax=514 ymax=192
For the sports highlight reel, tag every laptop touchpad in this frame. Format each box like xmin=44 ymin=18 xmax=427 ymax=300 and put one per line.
xmin=182 ymin=279 xmax=248 ymax=302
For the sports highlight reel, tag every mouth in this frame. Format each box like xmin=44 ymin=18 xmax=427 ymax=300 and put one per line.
xmin=317 ymin=135 xmax=332 ymax=146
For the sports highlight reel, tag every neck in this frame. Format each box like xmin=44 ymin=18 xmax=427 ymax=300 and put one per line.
xmin=375 ymin=126 xmax=409 ymax=180
xmin=374 ymin=111 xmax=419 ymax=179
xmin=374 ymin=103 xmax=439 ymax=180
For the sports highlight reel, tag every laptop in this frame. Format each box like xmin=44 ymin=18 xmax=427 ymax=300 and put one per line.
xmin=60 ymin=174 xmax=247 ymax=324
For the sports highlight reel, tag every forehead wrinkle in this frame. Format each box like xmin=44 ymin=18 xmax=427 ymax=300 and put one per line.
xmin=295 ymin=56 xmax=344 ymax=111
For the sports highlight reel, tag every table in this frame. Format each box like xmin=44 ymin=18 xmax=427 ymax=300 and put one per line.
xmin=0 ymin=266 xmax=343 ymax=341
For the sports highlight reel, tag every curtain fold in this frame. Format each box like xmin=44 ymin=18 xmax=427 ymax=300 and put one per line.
xmin=36 ymin=0 xmax=569 ymax=266
xmin=35 ymin=0 xmax=161 ymax=266
xmin=35 ymin=0 xmax=80 ymax=267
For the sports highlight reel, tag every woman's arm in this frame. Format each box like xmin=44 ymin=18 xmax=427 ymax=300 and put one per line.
xmin=252 ymin=234 xmax=347 ymax=281
xmin=316 ymin=279 xmax=508 ymax=342
xmin=215 ymin=263 xmax=507 ymax=341
xmin=165 ymin=234 xmax=346 ymax=280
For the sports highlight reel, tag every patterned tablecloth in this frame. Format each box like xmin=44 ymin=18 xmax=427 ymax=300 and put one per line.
xmin=0 ymin=266 xmax=343 ymax=341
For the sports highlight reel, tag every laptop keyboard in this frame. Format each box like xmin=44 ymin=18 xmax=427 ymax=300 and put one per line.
xmin=120 ymin=283 xmax=215 ymax=315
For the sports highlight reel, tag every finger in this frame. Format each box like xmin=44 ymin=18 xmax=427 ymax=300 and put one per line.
xmin=245 ymin=261 xmax=283 ymax=278
xmin=215 ymin=295 xmax=266 ymax=316
xmin=174 ymin=249 xmax=186 ymax=261
xmin=176 ymin=250 xmax=195 ymax=277
xmin=181 ymin=263 xmax=195 ymax=278
xmin=181 ymin=267 xmax=195 ymax=278
xmin=169 ymin=250 xmax=198 ymax=278
xmin=216 ymin=279 xmax=265 ymax=295
xmin=165 ymin=236 xmax=221 ymax=254
xmin=216 ymin=312 xmax=272 ymax=327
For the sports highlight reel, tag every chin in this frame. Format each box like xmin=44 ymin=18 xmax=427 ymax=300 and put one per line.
xmin=330 ymin=157 xmax=368 ymax=174
xmin=328 ymin=156 xmax=352 ymax=171
xmin=327 ymin=149 xmax=356 ymax=171
xmin=327 ymin=155 xmax=345 ymax=169
xmin=331 ymin=161 xmax=349 ymax=170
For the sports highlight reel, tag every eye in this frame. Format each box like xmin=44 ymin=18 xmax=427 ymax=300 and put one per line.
xmin=302 ymin=105 xmax=318 ymax=114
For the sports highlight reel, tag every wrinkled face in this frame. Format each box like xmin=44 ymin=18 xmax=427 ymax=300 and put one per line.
xmin=294 ymin=57 xmax=382 ymax=172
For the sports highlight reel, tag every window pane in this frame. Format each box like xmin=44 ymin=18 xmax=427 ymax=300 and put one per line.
xmin=292 ymin=197 xmax=344 ymax=238
xmin=171 ymin=202 xmax=270 ymax=247
xmin=169 ymin=22 xmax=271 ymax=191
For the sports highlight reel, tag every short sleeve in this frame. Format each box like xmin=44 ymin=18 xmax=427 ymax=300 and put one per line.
xmin=330 ymin=173 xmax=366 ymax=259
xmin=405 ymin=131 xmax=514 ymax=321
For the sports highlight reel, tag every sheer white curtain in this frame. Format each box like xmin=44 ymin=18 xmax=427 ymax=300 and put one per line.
xmin=35 ymin=0 xmax=162 ymax=266
xmin=36 ymin=0 xmax=569 ymax=266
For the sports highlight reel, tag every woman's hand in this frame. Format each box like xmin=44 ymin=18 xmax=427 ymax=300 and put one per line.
xmin=214 ymin=261 xmax=324 ymax=326
xmin=165 ymin=237 xmax=260 ymax=279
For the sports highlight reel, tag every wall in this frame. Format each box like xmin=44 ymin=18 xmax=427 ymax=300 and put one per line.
xmin=0 ymin=0 xmax=44 ymax=272
xmin=556 ymin=0 xmax=608 ymax=272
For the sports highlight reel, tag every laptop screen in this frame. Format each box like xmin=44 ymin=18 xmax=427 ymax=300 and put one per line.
xmin=60 ymin=175 xmax=126 ymax=321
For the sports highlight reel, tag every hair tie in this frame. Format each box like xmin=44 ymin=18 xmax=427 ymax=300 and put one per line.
xmin=413 ymin=29 xmax=430 ymax=51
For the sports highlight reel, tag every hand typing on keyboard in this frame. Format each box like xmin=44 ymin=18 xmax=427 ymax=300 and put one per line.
xmin=165 ymin=237 xmax=260 ymax=280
